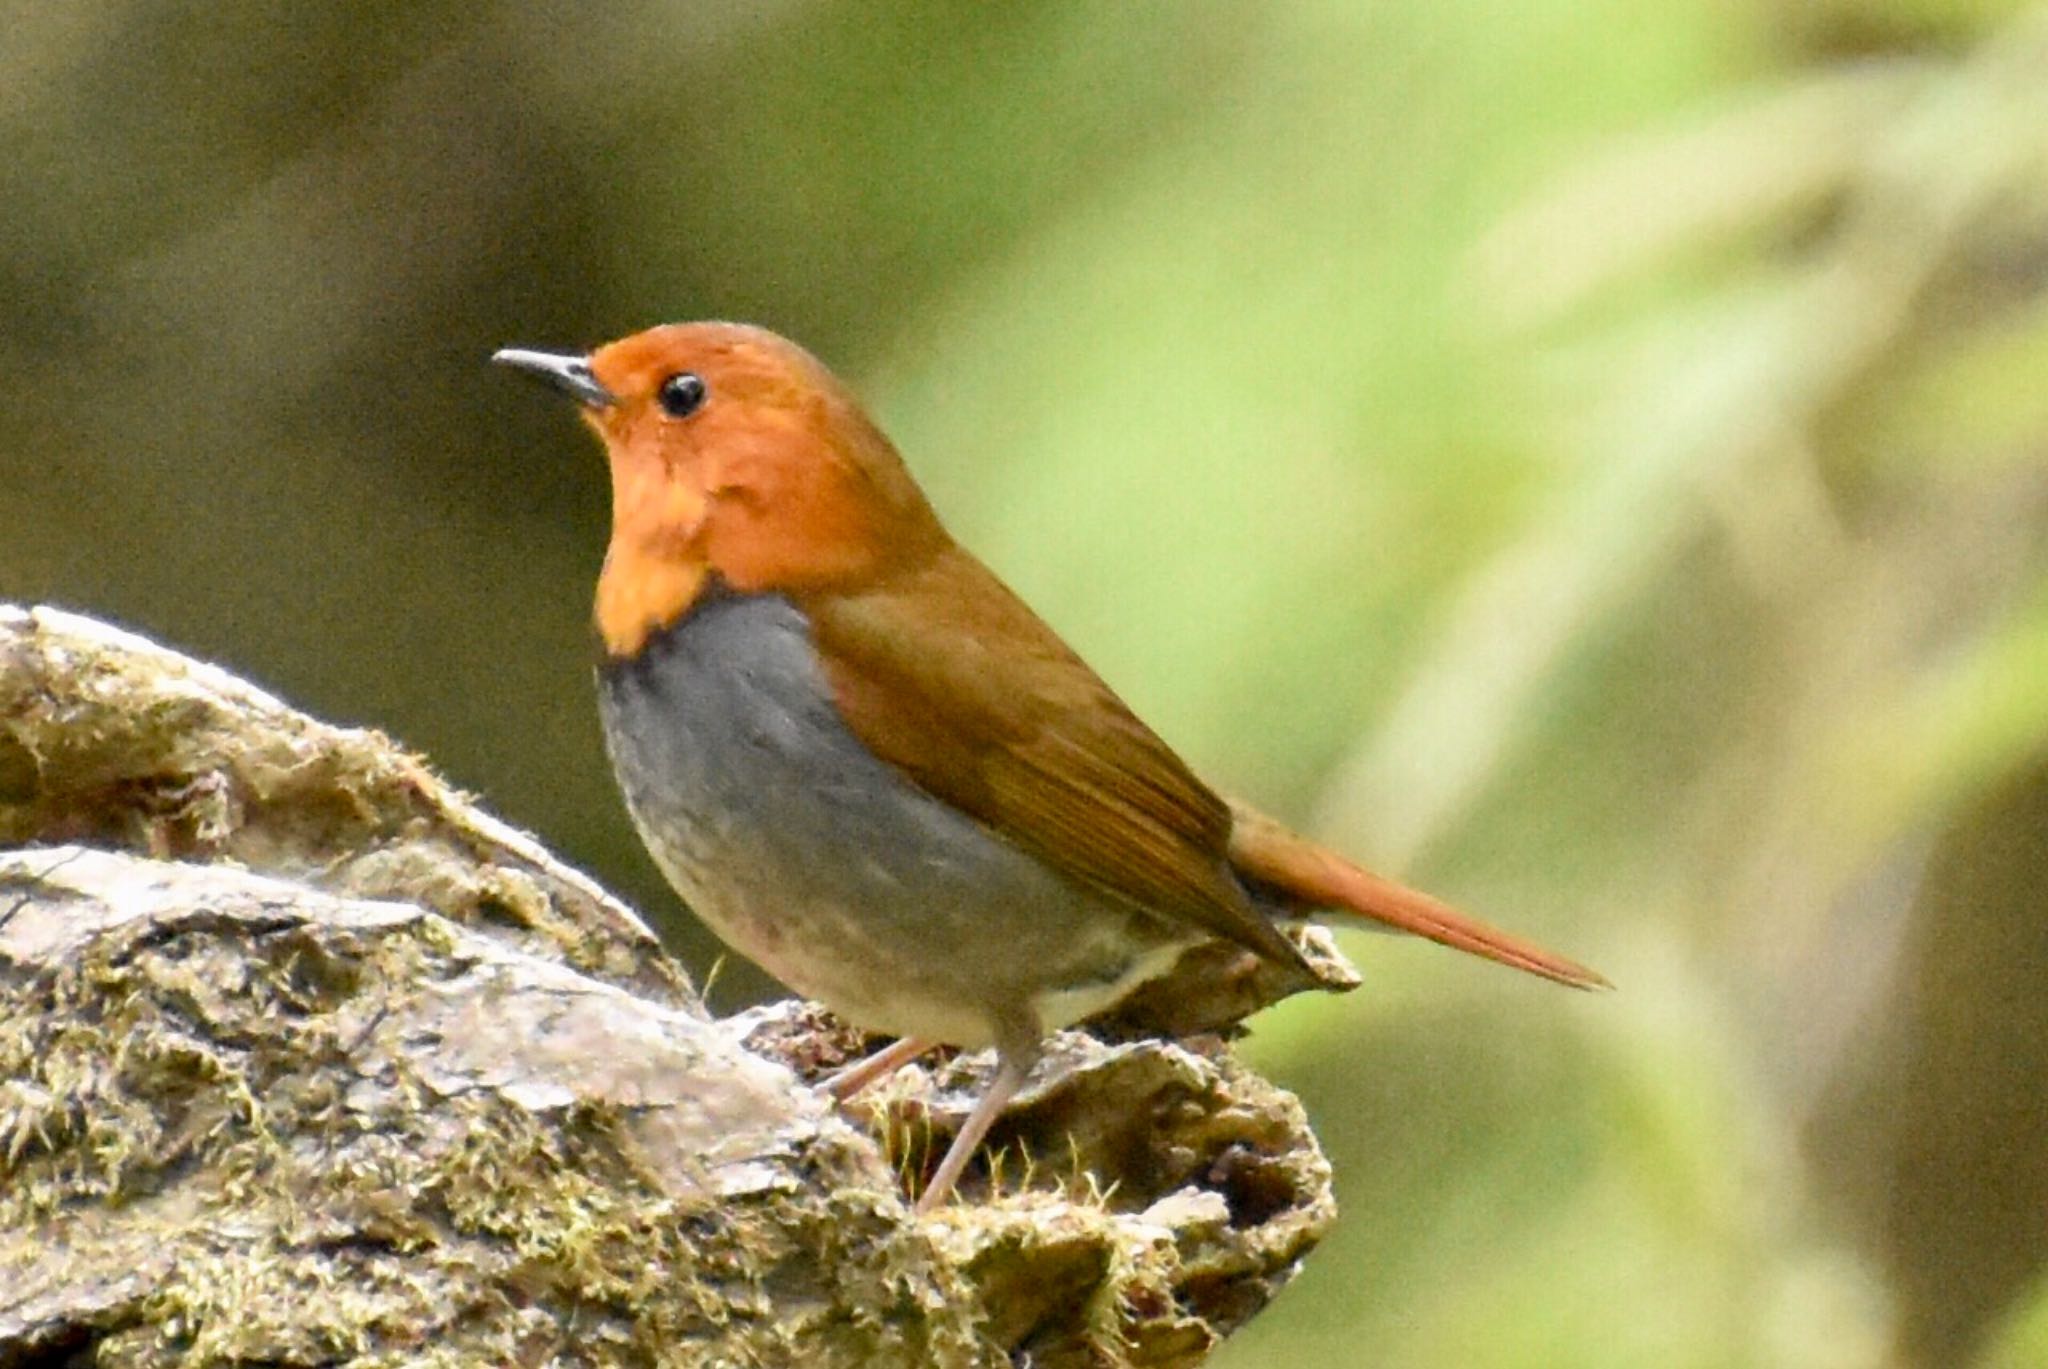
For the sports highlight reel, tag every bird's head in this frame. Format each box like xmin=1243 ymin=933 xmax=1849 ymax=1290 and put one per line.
xmin=495 ymin=322 xmax=944 ymax=656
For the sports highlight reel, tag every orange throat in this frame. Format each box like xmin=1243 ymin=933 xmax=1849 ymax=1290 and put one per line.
xmin=592 ymin=419 xmax=718 ymax=658
xmin=595 ymin=547 xmax=709 ymax=658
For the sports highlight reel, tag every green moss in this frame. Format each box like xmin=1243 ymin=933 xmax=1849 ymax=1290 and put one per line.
xmin=1 ymin=897 xmax=992 ymax=1366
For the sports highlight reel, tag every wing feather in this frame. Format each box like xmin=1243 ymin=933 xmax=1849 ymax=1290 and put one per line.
xmin=801 ymin=547 xmax=1306 ymax=972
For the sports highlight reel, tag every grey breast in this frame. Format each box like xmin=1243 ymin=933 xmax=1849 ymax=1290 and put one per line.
xmin=594 ymin=588 xmax=1190 ymax=1047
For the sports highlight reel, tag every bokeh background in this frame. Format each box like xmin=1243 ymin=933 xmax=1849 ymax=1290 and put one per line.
xmin=7 ymin=2 xmax=2048 ymax=1364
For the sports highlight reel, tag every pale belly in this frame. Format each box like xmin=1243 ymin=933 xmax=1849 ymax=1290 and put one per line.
xmin=596 ymin=590 xmax=1200 ymax=1051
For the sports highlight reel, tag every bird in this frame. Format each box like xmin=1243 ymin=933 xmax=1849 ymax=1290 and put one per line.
xmin=493 ymin=322 xmax=1606 ymax=1214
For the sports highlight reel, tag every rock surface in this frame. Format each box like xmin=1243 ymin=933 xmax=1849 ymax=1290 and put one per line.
xmin=0 ymin=605 xmax=1338 ymax=1367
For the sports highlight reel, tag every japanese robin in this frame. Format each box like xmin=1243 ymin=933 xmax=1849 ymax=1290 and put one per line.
xmin=494 ymin=323 xmax=1605 ymax=1213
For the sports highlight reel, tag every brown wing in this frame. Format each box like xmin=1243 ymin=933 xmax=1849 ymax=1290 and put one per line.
xmin=801 ymin=545 xmax=1308 ymax=972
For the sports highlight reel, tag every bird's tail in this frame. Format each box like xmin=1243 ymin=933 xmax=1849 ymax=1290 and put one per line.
xmin=1227 ymin=803 xmax=1610 ymax=990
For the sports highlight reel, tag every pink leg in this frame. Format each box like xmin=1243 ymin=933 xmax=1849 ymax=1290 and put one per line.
xmin=821 ymin=1036 xmax=936 ymax=1102
xmin=914 ymin=1044 xmax=1040 ymax=1215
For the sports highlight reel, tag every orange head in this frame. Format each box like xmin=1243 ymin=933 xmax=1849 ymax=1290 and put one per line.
xmin=495 ymin=323 xmax=946 ymax=656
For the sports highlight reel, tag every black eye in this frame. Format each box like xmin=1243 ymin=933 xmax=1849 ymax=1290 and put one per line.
xmin=657 ymin=372 xmax=708 ymax=418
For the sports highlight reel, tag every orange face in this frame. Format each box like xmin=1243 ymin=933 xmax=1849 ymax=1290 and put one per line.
xmin=559 ymin=323 xmax=943 ymax=655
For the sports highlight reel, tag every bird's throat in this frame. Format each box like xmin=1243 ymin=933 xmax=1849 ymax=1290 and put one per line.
xmin=596 ymin=546 xmax=709 ymax=658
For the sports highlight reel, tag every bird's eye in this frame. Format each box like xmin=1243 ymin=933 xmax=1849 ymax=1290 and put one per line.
xmin=657 ymin=372 xmax=708 ymax=418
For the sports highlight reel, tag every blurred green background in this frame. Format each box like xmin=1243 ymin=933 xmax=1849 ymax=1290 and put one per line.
xmin=6 ymin=1 xmax=2048 ymax=1364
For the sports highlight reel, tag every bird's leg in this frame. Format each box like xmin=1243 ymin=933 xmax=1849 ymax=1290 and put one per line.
xmin=821 ymin=1035 xmax=936 ymax=1102
xmin=913 ymin=1037 xmax=1042 ymax=1215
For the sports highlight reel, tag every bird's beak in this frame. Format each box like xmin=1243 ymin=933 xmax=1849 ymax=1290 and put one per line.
xmin=491 ymin=347 xmax=618 ymax=409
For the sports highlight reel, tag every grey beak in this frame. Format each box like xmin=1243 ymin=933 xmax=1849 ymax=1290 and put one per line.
xmin=491 ymin=347 xmax=617 ymax=408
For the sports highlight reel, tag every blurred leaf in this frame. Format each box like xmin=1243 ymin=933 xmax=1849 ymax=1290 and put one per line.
xmin=1856 ymin=291 xmax=2048 ymax=467
xmin=1472 ymin=64 xmax=1927 ymax=326
xmin=1977 ymin=1271 xmax=2048 ymax=1369
xmin=1819 ymin=576 xmax=2048 ymax=853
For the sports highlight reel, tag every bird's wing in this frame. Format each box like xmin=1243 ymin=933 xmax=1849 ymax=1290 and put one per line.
xmin=803 ymin=546 xmax=1308 ymax=972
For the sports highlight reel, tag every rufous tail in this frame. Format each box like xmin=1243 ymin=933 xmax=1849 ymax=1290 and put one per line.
xmin=1227 ymin=803 xmax=1610 ymax=990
